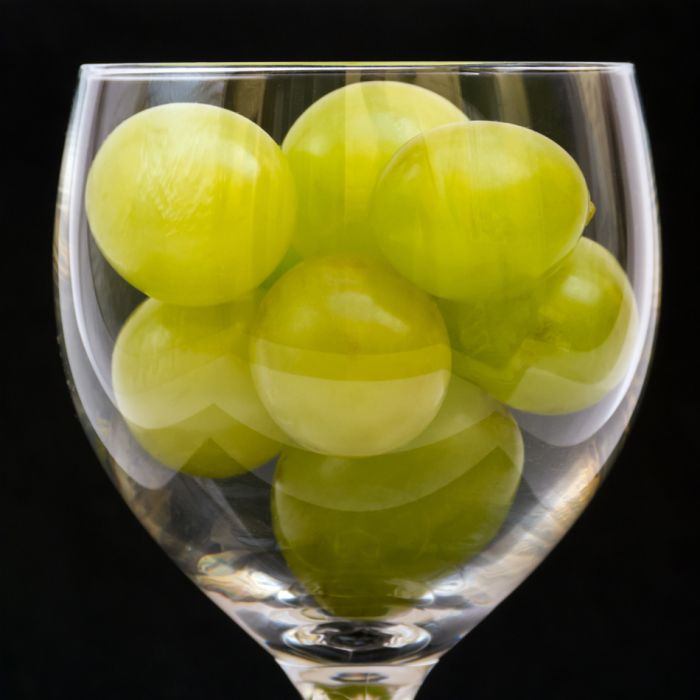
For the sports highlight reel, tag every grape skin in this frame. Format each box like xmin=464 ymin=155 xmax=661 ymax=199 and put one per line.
xmin=86 ymin=103 xmax=296 ymax=306
xmin=439 ymin=238 xmax=639 ymax=414
xmin=250 ymin=254 xmax=451 ymax=457
xmin=272 ymin=376 xmax=524 ymax=618
xmin=372 ymin=120 xmax=591 ymax=301
xmin=112 ymin=296 xmax=288 ymax=478
xmin=282 ymin=81 xmax=468 ymax=258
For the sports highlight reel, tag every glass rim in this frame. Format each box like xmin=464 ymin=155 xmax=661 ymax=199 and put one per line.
xmin=80 ymin=61 xmax=635 ymax=78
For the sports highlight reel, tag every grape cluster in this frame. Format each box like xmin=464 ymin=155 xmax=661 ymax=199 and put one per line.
xmin=89 ymin=81 xmax=638 ymax=617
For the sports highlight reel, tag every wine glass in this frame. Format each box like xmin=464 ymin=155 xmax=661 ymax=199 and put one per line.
xmin=54 ymin=62 xmax=659 ymax=699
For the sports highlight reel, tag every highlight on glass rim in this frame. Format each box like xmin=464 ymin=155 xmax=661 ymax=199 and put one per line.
xmin=55 ymin=62 xmax=659 ymax=699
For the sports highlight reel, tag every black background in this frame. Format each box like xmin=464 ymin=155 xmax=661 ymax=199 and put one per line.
xmin=0 ymin=0 xmax=696 ymax=698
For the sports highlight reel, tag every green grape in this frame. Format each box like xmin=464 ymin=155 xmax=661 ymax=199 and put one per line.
xmin=112 ymin=296 xmax=289 ymax=478
xmin=272 ymin=376 xmax=524 ymax=618
xmin=86 ymin=103 xmax=296 ymax=306
xmin=372 ymin=120 xmax=591 ymax=300
xmin=250 ymin=254 xmax=451 ymax=456
xmin=440 ymin=238 xmax=639 ymax=415
xmin=282 ymin=81 xmax=467 ymax=257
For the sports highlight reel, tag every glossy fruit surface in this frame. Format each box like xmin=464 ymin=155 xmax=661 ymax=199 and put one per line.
xmin=282 ymin=81 xmax=467 ymax=257
xmin=372 ymin=120 xmax=590 ymax=300
xmin=112 ymin=296 xmax=287 ymax=478
xmin=440 ymin=238 xmax=639 ymax=414
xmin=272 ymin=377 xmax=524 ymax=618
xmin=250 ymin=254 xmax=451 ymax=456
xmin=86 ymin=103 xmax=295 ymax=306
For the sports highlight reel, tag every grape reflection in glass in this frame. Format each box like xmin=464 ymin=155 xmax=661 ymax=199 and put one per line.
xmin=54 ymin=63 xmax=659 ymax=699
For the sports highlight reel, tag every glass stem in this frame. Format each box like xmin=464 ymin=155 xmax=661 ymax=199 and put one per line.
xmin=278 ymin=660 xmax=436 ymax=699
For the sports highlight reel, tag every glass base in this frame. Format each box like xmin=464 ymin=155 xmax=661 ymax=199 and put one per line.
xmin=278 ymin=660 xmax=436 ymax=699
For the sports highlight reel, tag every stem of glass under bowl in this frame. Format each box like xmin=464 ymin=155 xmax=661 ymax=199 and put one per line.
xmin=278 ymin=660 xmax=436 ymax=699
